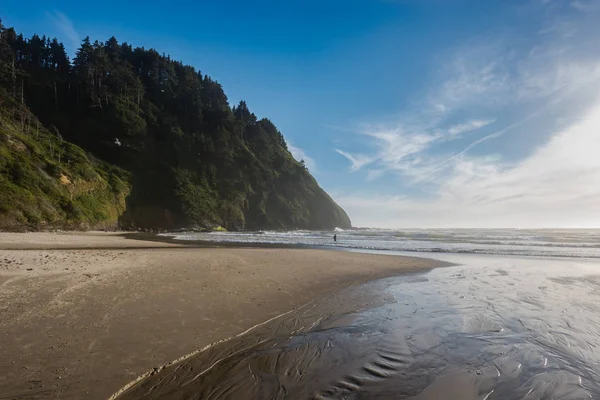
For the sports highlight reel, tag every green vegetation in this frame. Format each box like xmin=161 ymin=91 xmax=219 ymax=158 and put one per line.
xmin=0 ymin=93 xmax=129 ymax=230
xmin=0 ymin=21 xmax=351 ymax=231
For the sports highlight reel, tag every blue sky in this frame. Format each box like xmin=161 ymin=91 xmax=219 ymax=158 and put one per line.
xmin=4 ymin=0 xmax=600 ymax=228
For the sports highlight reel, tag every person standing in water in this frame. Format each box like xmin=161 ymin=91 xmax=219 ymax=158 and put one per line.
xmin=334 ymin=234 xmax=337 ymax=242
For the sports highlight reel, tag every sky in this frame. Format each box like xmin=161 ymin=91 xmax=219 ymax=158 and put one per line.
xmin=3 ymin=0 xmax=600 ymax=228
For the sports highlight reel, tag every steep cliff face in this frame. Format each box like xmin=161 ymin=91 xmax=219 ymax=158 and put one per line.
xmin=117 ymin=117 xmax=352 ymax=231
xmin=0 ymin=23 xmax=351 ymax=231
xmin=0 ymin=95 xmax=129 ymax=231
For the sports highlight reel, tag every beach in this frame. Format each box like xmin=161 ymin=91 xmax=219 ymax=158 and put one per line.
xmin=0 ymin=232 xmax=443 ymax=400
xmin=116 ymin=252 xmax=600 ymax=400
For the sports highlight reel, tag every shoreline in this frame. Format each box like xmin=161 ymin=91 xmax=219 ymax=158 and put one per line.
xmin=0 ymin=232 xmax=448 ymax=399
xmin=147 ymin=232 xmax=600 ymax=261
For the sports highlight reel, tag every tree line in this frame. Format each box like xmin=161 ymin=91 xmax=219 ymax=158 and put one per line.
xmin=0 ymin=20 xmax=351 ymax=230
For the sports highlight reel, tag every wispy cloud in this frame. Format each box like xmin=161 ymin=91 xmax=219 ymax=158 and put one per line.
xmin=335 ymin=0 xmax=600 ymax=177
xmin=447 ymin=119 xmax=495 ymax=136
xmin=366 ymin=169 xmax=385 ymax=181
xmin=571 ymin=0 xmax=599 ymax=11
xmin=337 ymin=100 xmax=600 ymax=228
xmin=47 ymin=10 xmax=80 ymax=51
xmin=334 ymin=149 xmax=373 ymax=171
xmin=439 ymin=52 xmax=511 ymax=109
xmin=288 ymin=143 xmax=317 ymax=172
xmin=330 ymin=0 xmax=600 ymax=227
xmin=334 ymin=116 xmax=495 ymax=179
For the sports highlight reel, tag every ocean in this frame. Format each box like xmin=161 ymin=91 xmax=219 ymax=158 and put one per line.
xmin=127 ymin=229 xmax=600 ymax=399
xmin=164 ymin=228 xmax=600 ymax=258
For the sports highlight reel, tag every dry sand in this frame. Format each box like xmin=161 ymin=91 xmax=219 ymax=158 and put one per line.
xmin=0 ymin=232 xmax=444 ymax=399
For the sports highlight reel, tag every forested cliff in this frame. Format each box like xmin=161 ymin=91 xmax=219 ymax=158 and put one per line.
xmin=0 ymin=21 xmax=351 ymax=231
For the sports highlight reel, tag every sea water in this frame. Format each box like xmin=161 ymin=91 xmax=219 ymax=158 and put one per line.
xmin=122 ymin=231 xmax=600 ymax=399
xmin=165 ymin=228 xmax=600 ymax=259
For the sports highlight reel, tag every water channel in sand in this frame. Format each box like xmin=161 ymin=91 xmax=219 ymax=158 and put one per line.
xmin=117 ymin=253 xmax=600 ymax=399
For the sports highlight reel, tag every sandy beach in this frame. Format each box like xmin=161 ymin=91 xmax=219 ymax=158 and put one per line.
xmin=0 ymin=232 xmax=443 ymax=399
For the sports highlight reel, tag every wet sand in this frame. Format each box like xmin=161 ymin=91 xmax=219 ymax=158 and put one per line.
xmin=0 ymin=232 xmax=444 ymax=399
xmin=119 ymin=253 xmax=600 ymax=400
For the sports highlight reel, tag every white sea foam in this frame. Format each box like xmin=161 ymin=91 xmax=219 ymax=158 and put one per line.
xmin=161 ymin=228 xmax=600 ymax=258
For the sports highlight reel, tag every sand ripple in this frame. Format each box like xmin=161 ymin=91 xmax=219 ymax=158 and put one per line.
xmin=116 ymin=254 xmax=600 ymax=399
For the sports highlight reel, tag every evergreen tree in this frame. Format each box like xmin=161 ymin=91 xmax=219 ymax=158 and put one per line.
xmin=0 ymin=23 xmax=352 ymax=231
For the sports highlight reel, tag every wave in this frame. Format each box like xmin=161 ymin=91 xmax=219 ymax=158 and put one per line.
xmin=162 ymin=228 xmax=600 ymax=259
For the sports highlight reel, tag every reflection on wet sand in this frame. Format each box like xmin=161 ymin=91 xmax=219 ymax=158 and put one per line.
xmin=117 ymin=254 xmax=600 ymax=399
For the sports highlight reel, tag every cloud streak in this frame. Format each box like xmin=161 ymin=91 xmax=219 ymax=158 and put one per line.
xmin=334 ymin=149 xmax=373 ymax=171
xmin=330 ymin=0 xmax=600 ymax=227
xmin=335 ymin=115 xmax=496 ymax=180
xmin=47 ymin=10 xmax=80 ymax=51
xmin=447 ymin=119 xmax=495 ymax=136
xmin=288 ymin=143 xmax=317 ymax=172
xmin=337 ymin=100 xmax=600 ymax=228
